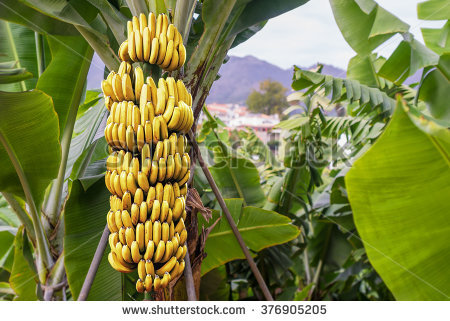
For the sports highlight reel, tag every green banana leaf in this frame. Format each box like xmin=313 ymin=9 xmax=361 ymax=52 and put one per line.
xmin=9 ymin=226 xmax=38 ymax=300
xmin=0 ymin=0 xmax=78 ymax=35
xmin=199 ymin=198 xmax=300 ymax=275
xmin=36 ymin=36 xmax=93 ymax=136
xmin=229 ymin=0 xmax=310 ymax=37
xmin=64 ymin=179 xmax=121 ymax=300
xmin=0 ymin=90 xmax=61 ymax=210
xmin=346 ymin=98 xmax=450 ymax=300
xmin=417 ymin=0 xmax=450 ymax=20
xmin=209 ymin=152 xmax=266 ymax=207
xmin=329 ymin=0 xmax=409 ymax=55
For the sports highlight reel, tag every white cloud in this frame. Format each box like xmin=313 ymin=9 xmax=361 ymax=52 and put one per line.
xmin=229 ymin=0 xmax=445 ymax=70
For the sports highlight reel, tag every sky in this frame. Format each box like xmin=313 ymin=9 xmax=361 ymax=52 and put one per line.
xmin=228 ymin=0 xmax=445 ymax=70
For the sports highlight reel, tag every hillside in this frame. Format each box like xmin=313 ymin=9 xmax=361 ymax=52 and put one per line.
xmin=207 ymin=55 xmax=345 ymax=104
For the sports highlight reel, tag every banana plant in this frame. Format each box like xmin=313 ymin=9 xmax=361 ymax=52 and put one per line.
xmin=0 ymin=0 xmax=311 ymax=300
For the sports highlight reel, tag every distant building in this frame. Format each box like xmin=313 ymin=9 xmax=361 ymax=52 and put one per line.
xmin=204 ymin=103 xmax=280 ymax=143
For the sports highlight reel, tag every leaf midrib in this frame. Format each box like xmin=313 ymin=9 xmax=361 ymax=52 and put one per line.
xmin=209 ymin=222 xmax=292 ymax=238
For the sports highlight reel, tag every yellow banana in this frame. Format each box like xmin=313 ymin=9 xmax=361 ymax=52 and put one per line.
xmin=139 ymin=13 xmax=147 ymax=34
xmin=153 ymin=240 xmax=165 ymax=263
xmin=101 ymin=80 xmax=117 ymax=101
xmin=118 ymin=61 xmax=127 ymax=76
xmin=176 ymin=79 xmax=186 ymax=104
xmin=173 ymin=153 xmax=182 ymax=181
xmin=134 ymin=188 xmax=144 ymax=205
xmin=118 ymin=123 xmax=127 ymax=149
xmin=134 ymin=66 xmax=144 ymax=101
xmin=118 ymin=226 xmax=126 ymax=244
xmin=173 ymin=182 xmax=181 ymax=198
xmin=146 ymin=186 xmax=156 ymax=210
xmin=175 ymin=244 xmax=183 ymax=260
xmin=139 ymin=201 xmax=148 ymax=223
xmin=121 ymin=244 xmax=133 ymax=263
xmin=153 ymin=275 xmax=161 ymax=291
xmin=167 ymin=47 xmax=179 ymax=71
xmin=135 ymin=29 xmax=143 ymax=61
xmin=137 ymin=171 xmax=150 ymax=192
xmin=144 ymin=274 xmax=153 ymax=292
xmin=122 ymin=73 xmax=135 ymax=101
xmin=155 ymin=87 xmax=166 ymax=115
xmin=122 ymin=191 xmax=131 ymax=211
xmin=148 ymin=12 xmax=156 ymax=39
xmin=149 ymin=37 xmax=159 ymax=64
xmin=175 ymin=218 xmax=185 ymax=235
xmin=106 ymin=152 xmax=117 ymax=172
xmin=177 ymin=134 xmax=185 ymax=154
xmin=149 ymin=160 xmax=158 ymax=185
xmin=136 ymin=222 xmax=145 ymax=252
xmin=160 ymin=39 xmax=173 ymax=69
xmin=153 ymin=140 xmax=163 ymax=161
xmin=178 ymin=43 xmax=186 ymax=69
xmin=161 ymin=222 xmax=170 ymax=242
xmin=107 ymin=210 xmax=118 ymax=232
xmin=105 ymin=171 xmax=114 ymax=194
xmin=112 ymin=73 xmax=125 ymax=101
xmin=137 ymin=279 xmax=146 ymax=294
xmin=161 ymin=14 xmax=168 ymax=38
xmin=145 ymin=260 xmax=155 ymax=275
xmin=122 ymin=151 xmax=131 ymax=173
xmin=158 ymin=157 xmax=166 ymax=182
xmin=122 ymin=210 xmax=133 ymax=228
xmin=127 ymin=172 xmax=137 ymax=195
xmin=163 ymin=184 xmax=172 ymax=204
xmin=169 ymin=133 xmax=177 ymax=155
xmin=179 ymin=228 xmax=187 ymax=245
xmin=144 ymin=221 xmax=152 ymax=246
xmin=141 ymin=143 xmax=151 ymax=163
xmin=144 ymin=240 xmax=155 ymax=260
xmin=169 ymin=221 xmax=175 ymax=239
xmin=126 ymin=125 xmax=136 ymax=152
xmin=173 ymin=29 xmax=181 ymax=49
xmin=128 ymin=31 xmax=137 ymax=62
xmin=130 ymin=203 xmax=139 ymax=225
xmin=155 ymin=13 xmax=162 ymax=37
xmin=163 ymin=96 xmax=175 ymax=124
xmin=159 ymin=116 xmax=169 ymax=140
xmin=109 ymin=232 xmax=119 ymax=251
xmin=144 ymin=120 xmax=152 ymax=144
xmin=147 ymin=77 xmax=158 ymax=106
xmin=156 ymin=256 xmax=177 ymax=277
xmin=166 ymin=24 xmax=175 ymax=41
xmin=170 ymin=260 xmax=180 ymax=280
xmin=151 ymin=199 xmax=161 ymax=222
xmin=156 ymin=33 xmax=167 ymax=65
xmin=155 ymin=182 xmax=164 ymax=203
xmin=143 ymin=27 xmax=151 ymax=61
xmin=136 ymin=124 xmax=145 ymax=152
xmin=161 ymin=272 xmax=171 ymax=289
xmin=166 ymin=154 xmax=175 ymax=180
xmin=126 ymin=102 xmax=133 ymax=127
xmin=180 ymin=244 xmax=188 ymax=260
xmin=161 ymin=240 xmax=173 ymax=263
xmin=167 ymin=208 xmax=173 ymax=225
xmin=131 ymin=241 xmax=141 ymax=263
xmin=119 ymin=170 xmax=127 ymax=194
xmin=109 ymin=252 xmax=134 ymax=273
xmin=138 ymin=259 xmax=146 ymax=280
xmin=162 ymin=139 xmax=170 ymax=161
xmin=152 ymin=116 xmax=160 ymax=143
xmin=172 ymin=197 xmax=183 ymax=221
xmin=118 ymin=41 xmax=130 ymax=62
xmin=153 ymin=221 xmax=162 ymax=246
xmin=178 ymin=169 xmax=190 ymax=186
xmin=113 ymin=173 xmax=123 ymax=197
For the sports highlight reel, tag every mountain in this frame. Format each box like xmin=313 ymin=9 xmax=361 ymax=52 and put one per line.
xmin=207 ymin=55 xmax=346 ymax=104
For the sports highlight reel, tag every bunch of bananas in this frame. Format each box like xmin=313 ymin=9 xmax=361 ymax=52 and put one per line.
xmin=101 ymin=12 xmax=193 ymax=294
xmin=118 ymin=13 xmax=186 ymax=71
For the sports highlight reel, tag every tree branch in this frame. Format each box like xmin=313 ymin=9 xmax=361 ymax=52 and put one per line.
xmin=188 ymin=131 xmax=274 ymax=301
xmin=78 ymin=225 xmax=109 ymax=301
xmin=183 ymin=251 xmax=197 ymax=300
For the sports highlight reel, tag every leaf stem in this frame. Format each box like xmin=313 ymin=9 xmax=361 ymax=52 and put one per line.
xmin=1 ymin=192 xmax=35 ymax=242
xmin=0 ymin=132 xmax=53 ymax=284
xmin=44 ymin=46 xmax=93 ymax=228
xmin=184 ymin=251 xmax=197 ymax=300
xmin=34 ymin=32 xmax=46 ymax=77
xmin=4 ymin=21 xmax=26 ymax=91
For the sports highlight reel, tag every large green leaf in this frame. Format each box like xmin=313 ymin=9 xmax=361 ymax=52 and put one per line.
xmin=0 ymin=90 xmax=61 ymax=209
xmin=209 ymin=148 xmax=266 ymax=207
xmin=9 ymin=226 xmax=38 ymax=300
xmin=36 ymin=36 xmax=93 ymax=135
xmin=346 ymin=98 xmax=450 ymax=300
xmin=199 ymin=198 xmax=300 ymax=275
xmin=329 ymin=0 xmax=409 ymax=55
xmin=418 ymin=55 xmax=450 ymax=122
xmin=64 ymin=179 xmax=121 ymax=300
xmin=229 ymin=0 xmax=309 ymax=37
xmin=417 ymin=0 xmax=450 ymax=20
xmin=0 ymin=0 xmax=78 ymax=35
